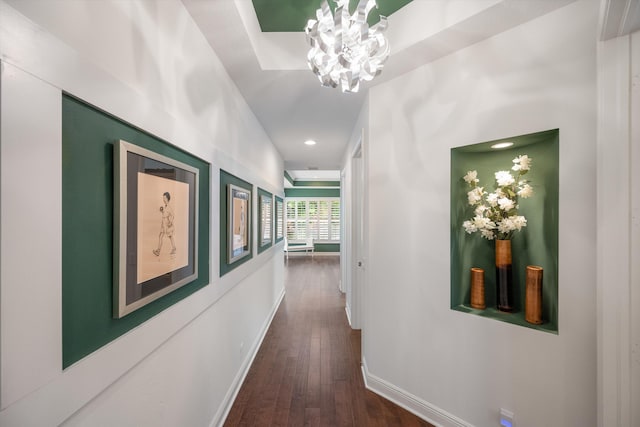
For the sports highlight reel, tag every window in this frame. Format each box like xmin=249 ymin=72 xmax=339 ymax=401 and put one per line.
xmin=286 ymin=198 xmax=340 ymax=242
xmin=330 ymin=200 xmax=340 ymax=240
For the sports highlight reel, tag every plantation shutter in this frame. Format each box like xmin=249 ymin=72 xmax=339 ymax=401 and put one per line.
xmin=284 ymin=197 xmax=341 ymax=242
xmin=307 ymin=201 xmax=318 ymax=240
xmin=330 ymin=200 xmax=340 ymax=240
xmin=318 ymin=200 xmax=329 ymax=240
xmin=296 ymin=201 xmax=307 ymax=239
xmin=286 ymin=201 xmax=296 ymax=239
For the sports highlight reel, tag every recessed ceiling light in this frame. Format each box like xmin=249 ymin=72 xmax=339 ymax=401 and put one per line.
xmin=491 ymin=142 xmax=514 ymax=149
xmin=304 ymin=140 xmax=316 ymax=146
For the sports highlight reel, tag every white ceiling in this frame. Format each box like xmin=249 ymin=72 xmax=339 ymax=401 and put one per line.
xmin=288 ymin=170 xmax=341 ymax=180
xmin=181 ymin=0 xmax=581 ymax=174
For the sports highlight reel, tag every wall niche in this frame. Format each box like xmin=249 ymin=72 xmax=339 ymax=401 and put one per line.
xmin=450 ymin=129 xmax=559 ymax=333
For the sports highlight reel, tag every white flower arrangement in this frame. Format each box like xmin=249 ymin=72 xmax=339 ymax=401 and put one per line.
xmin=462 ymin=155 xmax=533 ymax=240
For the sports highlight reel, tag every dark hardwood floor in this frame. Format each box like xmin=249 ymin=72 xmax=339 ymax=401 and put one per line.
xmin=224 ymin=256 xmax=433 ymax=427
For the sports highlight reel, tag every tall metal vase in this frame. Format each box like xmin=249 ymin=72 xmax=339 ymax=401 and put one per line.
xmin=525 ymin=265 xmax=543 ymax=324
xmin=495 ymin=239 xmax=514 ymax=312
xmin=470 ymin=268 xmax=486 ymax=309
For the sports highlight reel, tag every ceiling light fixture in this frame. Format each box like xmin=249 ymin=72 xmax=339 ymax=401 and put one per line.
xmin=305 ymin=0 xmax=390 ymax=93
xmin=304 ymin=139 xmax=317 ymax=146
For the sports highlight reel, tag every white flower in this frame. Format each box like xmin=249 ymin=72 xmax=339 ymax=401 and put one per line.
xmin=467 ymin=187 xmax=484 ymax=205
xmin=463 ymin=170 xmax=479 ymax=184
xmin=480 ymin=229 xmax=495 ymax=240
xmin=473 ymin=216 xmax=495 ymax=230
xmin=512 ymin=155 xmax=532 ymax=172
xmin=461 ymin=154 xmax=533 ymax=239
xmin=511 ymin=215 xmax=527 ymax=230
xmin=463 ymin=220 xmax=477 ymax=234
xmin=495 ymin=171 xmax=515 ymax=186
xmin=518 ymin=183 xmax=533 ymax=198
xmin=474 ymin=205 xmax=488 ymax=216
xmin=497 ymin=218 xmax=516 ymax=234
xmin=498 ymin=197 xmax=515 ymax=211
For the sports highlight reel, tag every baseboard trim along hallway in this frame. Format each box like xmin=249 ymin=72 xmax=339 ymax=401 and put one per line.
xmin=212 ymin=288 xmax=286 ymax=427
xmin=345 ymin=304 xmax=353 ymax=328
xmin=223 ymin=257 xmax=433 ymax=426
xmin=361 ymin=358 xmax=473 ymax=427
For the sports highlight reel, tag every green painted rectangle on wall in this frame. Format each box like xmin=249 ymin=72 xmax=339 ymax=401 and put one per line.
xmin=314 ymin=243 xmax=340 ymax=252
xmin=62 ymin=95 xmax=210 ymax=368
xmin=220 ymin=170 xmax=254 ymax=276
xmin=450 ymin=129 xmax=559 ymax=333
xmin=286 ymin=243 xmax=339 ymax=253
xmin=285 ymin=188 xmax=340 ymax=198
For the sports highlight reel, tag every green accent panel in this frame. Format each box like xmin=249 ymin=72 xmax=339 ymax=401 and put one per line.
xmin=450 ymin=129 xmax=559 ymax=334
xmin=293 ymin=180 xmax=340 ymax=187
xmin=274 ymin=195 xmax=284 ymax=244
xmin=284 ymin=171 xmax=294 ymax=186
xmin=257 ymin=187 xmax=273 ymax=254
xmin=289 ymin=243 xmax=340 ymax=252
xmin=286 ymin=243 xmax=339 ymax=252
xmin=252 ymin=0 xmax=412 ymax=32
xmin=285 ymin=188 xmax=340 ymax=197
xmin=62 ymin=95 xmax=210 ymax=368
xmin=314 ymin=243 xmax=340 ymax=252
xmin=220 ymin=170 xmax=254 ymax=276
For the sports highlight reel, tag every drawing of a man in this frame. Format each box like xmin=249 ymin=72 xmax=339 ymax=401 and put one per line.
xmin=153 ymin=191 xmax=176 ymax=256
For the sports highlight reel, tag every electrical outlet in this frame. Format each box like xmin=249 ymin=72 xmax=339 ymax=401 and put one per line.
xmin=500 ymin=408 xmax=514 ymax=427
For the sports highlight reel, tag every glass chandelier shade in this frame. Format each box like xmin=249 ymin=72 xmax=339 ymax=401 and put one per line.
xmin=305 ymin=0 xmax=390 ymax=93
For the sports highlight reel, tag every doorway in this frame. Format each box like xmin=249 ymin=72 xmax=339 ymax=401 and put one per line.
xmin=346 ymin=137 xmax=365 ymax=332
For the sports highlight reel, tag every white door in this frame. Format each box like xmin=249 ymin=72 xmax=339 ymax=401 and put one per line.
xmin=340 ymin=170 xmax=347 ymax=294
xmin=350 ymin=140 xmax=365 ymax=331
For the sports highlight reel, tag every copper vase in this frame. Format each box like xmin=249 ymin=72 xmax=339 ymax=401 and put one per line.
xmin=470 ymin=268 xmax=486 ymax=309
xmin=525 ymin=265 xmax=543 ymax=324
xmin=495 ymin=239 xmax=514 ymax=312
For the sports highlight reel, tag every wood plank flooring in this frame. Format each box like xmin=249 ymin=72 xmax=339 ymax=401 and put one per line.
xmin=224 ymin=256 xmax=433 ymax=427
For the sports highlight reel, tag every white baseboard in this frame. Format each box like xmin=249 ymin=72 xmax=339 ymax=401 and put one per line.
xmin=361 ymin=358 xmax=473 ymax=427
xmin=345 ymin=304 xmax=352 ymax=327
xmin=211 ymin=288 xmax=286 ymax=427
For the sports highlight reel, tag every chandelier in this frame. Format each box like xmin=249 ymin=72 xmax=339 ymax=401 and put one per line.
xmin=304 ymin=0 xmax=390 ymax=93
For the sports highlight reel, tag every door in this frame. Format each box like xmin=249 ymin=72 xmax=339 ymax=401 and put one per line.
xmin=350 ymin=139 xmax=365 ymax=331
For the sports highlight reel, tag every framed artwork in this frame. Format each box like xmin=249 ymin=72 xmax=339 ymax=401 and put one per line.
xmin=114 ymin=140 xmax=199 ymax=318
xmin=275 ymin=196 xmax=284 ymax=243
xmin=228 ymin=183 xmax=252 ymax=263
xmin=258 ymin=188 xmax=273 ymax=252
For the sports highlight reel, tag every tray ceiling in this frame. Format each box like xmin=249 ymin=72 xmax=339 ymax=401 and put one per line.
xmin=251 ymin=0 xmax=412 ymax=32
xmin=183 ymin=0 xmax=578 ymax=171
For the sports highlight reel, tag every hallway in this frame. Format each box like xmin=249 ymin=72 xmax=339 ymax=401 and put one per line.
xmin=225 ymin=257 xmax=433 ymax=426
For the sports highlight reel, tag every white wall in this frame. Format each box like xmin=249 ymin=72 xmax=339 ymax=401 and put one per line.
xmin=597 ymin=27 xmax=640 ymax=427
xmin=0 ymin=1 xmax=284 ymax=426
xmin=360 ymin=1 xmax=598 ymax=426
xmin=632 ymin=30 xmax=640 ymax=427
